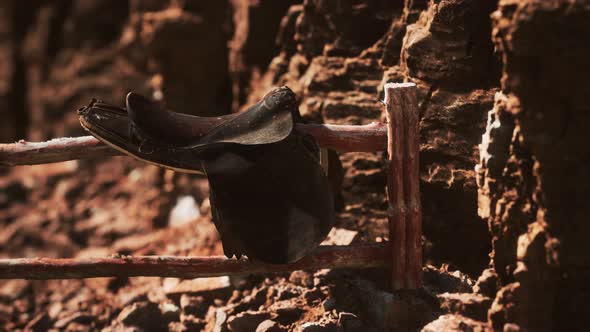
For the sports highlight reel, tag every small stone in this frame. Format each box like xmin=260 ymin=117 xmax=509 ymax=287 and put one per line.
xmin=180 ymin=294 xmax=208 ymax=317
xmin=268 ymin=300 xmax=304 ymax=325
xmin=276 ymin=288 xmax=299 ymax=301
xmin=24 ymin=312 xmax=51 ymax=332
xmin=227 ymin=290 xmax=242 ymax=305
xmin=53 ymin=312 xmax=94 ymax=329
xmin=226 ymin=310 xmax=271 ymax=332
xmin=0 ymin=280 xmax=30 ymax=301
xmin=289 ymin=271 xmax=314 ymax=288
xmin=169 ymin=195 xmax=200 ymax=227
xmin=321 ymin=228 xmax=358 ymax=246
xmin=303 ymin=288 xmax=324 ymax=304
xmin=338 ymin=312 xmax=363 ymax=332
xmin=116 ymin=285 xmax=150 ymax=307
xmin=63 ymin=322 xmax=93 ymax=332
xmin=117 ymin=301 xmax=165 ymax=330
xmin=169 ymin=321 xmax=187 ymax=332
xmin=162 ymin=278 xmax=181 ymax=292
xmin=204 ymin=307 xmax=228 ymax=332
xmin=421 ymin=314 xmax=492 ymax=332
xmin=298 ymin=321 xmax=337 ymax=332
xmin=503 ymin=323 xmax=522 ymax=332
xmin=165 ymin=276 xmax=232 ymax=302
xmin=473 ymin=268 xmax=499 ymax=298
xmin=423 ymin=266 xmax=473 ymax=293
xmin=313 ymin=269 xmax=332 ymax=287
xmin=47 ymin=302 xmax=63 ymax=319
xmin=437 ymin=292 xmax=492 ymax=321
xmin=180 ymin=315 xmax=208 ymax=332
xmin=200 ymin=198 xmax=212 ymax=216
xmin=256 ymin=319 xmax=286 ymax=332
xmin=229 ymin=276 xmax=250 ymax=289
xmin=0 ymin=303 xmax=12 ymax=321
xmin=350 ymin=279 xmax=437 ymax=329
xmin=322 ymin=298 xmax=336 ymax=311
xmin=249 ymin=286 xmax=269 ymax=307
xmin=161 ymin=302 xmax=181 ymax=322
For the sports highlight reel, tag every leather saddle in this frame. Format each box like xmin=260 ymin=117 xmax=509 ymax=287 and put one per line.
xmin=78 ymin=86 xmax=335 ymax=264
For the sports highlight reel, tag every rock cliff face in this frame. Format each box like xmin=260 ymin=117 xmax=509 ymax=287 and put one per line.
xmin=4 ymin=0 xmax=233 ymax=141
xmin=245 ymin=0 xmax=499 ymax=275
xmin=0 ymin=0 xmax=588 ymax=330
xmin=478 ymin=0 xmax=590 ymax=330
xmin=399 ymin=0 xmax=499 ymax=274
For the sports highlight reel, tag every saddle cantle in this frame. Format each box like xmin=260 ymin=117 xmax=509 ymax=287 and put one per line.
xmin=78 ymin=86 xmax=335 ymax=264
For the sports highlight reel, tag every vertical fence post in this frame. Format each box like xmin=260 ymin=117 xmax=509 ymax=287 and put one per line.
xmin=401 ymin=83 xmax=422 ymax=289
xmin=385 ymin=83 xmax=408 ymax=290
xmin=384 ymin=82 xmax=422 ymax=290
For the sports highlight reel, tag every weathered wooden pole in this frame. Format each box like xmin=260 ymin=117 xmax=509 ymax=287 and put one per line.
xmin=0 ymin=244 xmax=388 ymax=279
xmin=401 ymin=84 xmax=422 ymax=289
xmin=384 ymin=83 xmax=408 ymax=290
xmin=384 ymin=82 xmax=422 ymax=290
xmin=0 ymin=123 xmax=387 ymax=166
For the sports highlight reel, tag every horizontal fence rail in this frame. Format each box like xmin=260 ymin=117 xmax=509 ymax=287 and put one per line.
xmin=0 ymin=123 xmax=387 ymax=167
xmin=0 ymin=244 xmax=388 ymax=280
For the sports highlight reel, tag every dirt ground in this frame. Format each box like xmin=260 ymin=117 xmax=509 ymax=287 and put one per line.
xmin=1 ymin=1 xmax=589 ymax=331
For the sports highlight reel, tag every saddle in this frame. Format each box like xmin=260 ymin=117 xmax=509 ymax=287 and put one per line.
xmin=78 ymin=86 xmax=335 ymax=264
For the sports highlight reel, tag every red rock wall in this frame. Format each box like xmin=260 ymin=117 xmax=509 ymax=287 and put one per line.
xmin=245 ymin=0 xmax=499 ymax=275
xmin=1 ymin=0 xmax=235 ymax=141
xmin=0 ymin=0 xmax=34 ymax=142
xmin=478 ymin=0 xmax=590 ymax=330
xmin=399 ymin=0 xmax=499 ymax=275
xmin=0 ymin=1 xmax=16 ymax=142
